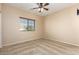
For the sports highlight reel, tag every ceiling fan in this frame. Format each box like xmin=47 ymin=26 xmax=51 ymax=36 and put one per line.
xmin=32 ymin=3 xmax=49 ymax=12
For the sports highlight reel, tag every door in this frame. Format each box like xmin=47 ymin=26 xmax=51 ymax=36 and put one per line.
xmin=0 ymin=13 xmax=2 ymax=48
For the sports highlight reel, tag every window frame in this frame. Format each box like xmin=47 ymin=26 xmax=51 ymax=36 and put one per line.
xmin=19 ymin=17 xmax=35 ymax=31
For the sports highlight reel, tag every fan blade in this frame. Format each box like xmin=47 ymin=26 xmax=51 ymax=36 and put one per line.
xmin=44 ymin=8 xmax=48 ymax=11
xmin=37 ymin=3 xmax=40 ymax=6
xmin=44 ymin=3 xmax=49 ymax=6
xmin=33 ymin=7 xmax=39 ymax=9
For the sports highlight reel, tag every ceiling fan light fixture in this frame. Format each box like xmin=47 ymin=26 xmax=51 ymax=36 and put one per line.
xmin=38 ymin=8 xmax=41 ymax=12
xmin=41 ymin=8 xmax=44 ymax=12
xmin=33 ymin=3 xmax=49 ymax=13
xmin=38 ymin=8 xmax=44 ymax=12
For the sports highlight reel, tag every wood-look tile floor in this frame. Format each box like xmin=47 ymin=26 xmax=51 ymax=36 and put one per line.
xmin=0 ymin=39 xmax=79 ymax=55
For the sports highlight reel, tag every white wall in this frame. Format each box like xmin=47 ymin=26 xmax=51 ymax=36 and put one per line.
xmin=2 ymin=4 xmax=44 ymax=46
xmin=44 ymin=4 xmax=79 ymax=46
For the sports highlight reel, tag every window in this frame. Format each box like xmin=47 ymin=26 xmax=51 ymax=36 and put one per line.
xmin=18 ymin=17 xmax=35 ymax=31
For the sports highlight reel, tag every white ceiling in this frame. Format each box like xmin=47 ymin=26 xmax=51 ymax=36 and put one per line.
xmin=5 ymin=3 xmax=77 ymax=16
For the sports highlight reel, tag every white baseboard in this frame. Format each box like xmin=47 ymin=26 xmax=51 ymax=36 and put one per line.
xmin=44 ymin=36 xmax=79 ymax=47
xmin=3 ymin=36 xmax=42 ymax=47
